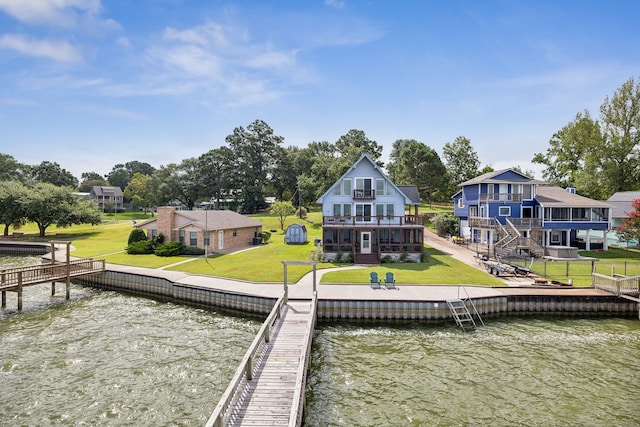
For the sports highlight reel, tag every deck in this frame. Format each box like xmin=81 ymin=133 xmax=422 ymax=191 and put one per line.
xmin=207 ymin=296 xmax=316 ymax=427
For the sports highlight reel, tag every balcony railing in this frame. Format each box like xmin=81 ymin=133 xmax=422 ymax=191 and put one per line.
xmin=323 ymin=215 xmax=421 ymax=226
xmin=353 ymin=189 xmax=375 ymax=199
xmin=469 ymin=216 xmax=542 ymax=229
xmin=479 ymin=193 xmax=522 ymax=203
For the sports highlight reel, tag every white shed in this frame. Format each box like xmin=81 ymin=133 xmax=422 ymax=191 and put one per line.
xmin=285 ymin=223 xmax=307 ymax=244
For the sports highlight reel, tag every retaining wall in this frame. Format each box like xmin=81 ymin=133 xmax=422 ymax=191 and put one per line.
xmin=73 ymin=270 xmax=638 ymax=323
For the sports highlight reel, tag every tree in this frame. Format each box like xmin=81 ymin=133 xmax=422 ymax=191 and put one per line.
xmin=327 ymin=130 xmax=383 ymax=184
xmin=442 ymin=136 xmax=480 ymax=189
xmin=394 ymin=141 xmax=448 ymax=203
xmin=78 ymin=172 xmax=108 ymax=192
xmin=23 ymin=182 xmax=102 ymax=237
xmin=197 ymin=146 xmax=234 ymax=210
xmin=268 ymin=146 xmax=299 ymax=203
xmin=271 ymin=201 xmax=296 ymax=230
xmin=124 ymin=172 xmax=153 ymax=213
xmin=106 ymin=161 xmax=155 ymax=191
xmin=386 ymin=139 xmax=413 ymax=182
xmin=0 ymin=153 xmax=29 ymax=183
xmin=533 ymin=77 xmax=640 ymax=199
xmin=226 ymin=119 xmax=284 ymax=214
xmin=0 ymin=181 xmax=28 ymax=236
xmin=616 ymin=198 xmax=640 ymax=245
xmin=532 ymin=110 xmax=600 ymax=192
xmin=30 ymin=161 xmax=78 ymax=188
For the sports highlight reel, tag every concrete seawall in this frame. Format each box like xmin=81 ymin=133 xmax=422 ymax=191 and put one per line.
xmin=73 ymin=266 xmax=639 ymax=323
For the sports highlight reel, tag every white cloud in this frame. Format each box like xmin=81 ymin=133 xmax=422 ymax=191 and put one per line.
xmin=0 ymin=33 xmax=82 ymax=62
xmin=149 ymin=45 xmax=222 ymax=77
xmin=163 ymin=23 xmax=228 ymax=47
xmin=0 ymin=0 xmax=102 ymax=27
xmin=325 ymin=0 xmax=345 ymax=10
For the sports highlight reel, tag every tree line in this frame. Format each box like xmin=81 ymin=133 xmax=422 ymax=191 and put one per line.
xmin=1 ymin=76 xmax=638 ymax=218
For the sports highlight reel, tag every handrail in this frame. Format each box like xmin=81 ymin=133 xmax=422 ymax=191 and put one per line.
xmin=289 ymin=292 xmax=317 ymax=427
xmin=0 ymin=259 xmax=105 ymax=290
xmin=458 ymin=285 xmax=485 ymax=327
xmin=205 ymin=294 xmax=286 ymax=427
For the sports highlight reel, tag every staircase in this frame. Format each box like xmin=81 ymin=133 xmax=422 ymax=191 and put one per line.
xmin=494 ymin=218 xmax=544 ymax=259
xmin=446 ymin=299 xmax=477 ymax=331
xmin=354 ymin=253 xmax=379 ymax=264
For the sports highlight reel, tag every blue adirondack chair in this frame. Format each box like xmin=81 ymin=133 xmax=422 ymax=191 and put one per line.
xmin=370 ymin=272 xmax=381 ymax=289
xmin=384 ymin=272 xmax=397 ymax=289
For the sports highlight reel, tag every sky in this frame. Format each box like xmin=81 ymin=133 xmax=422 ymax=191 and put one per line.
xmin=0 ymin=0 xmax=638 ymax=181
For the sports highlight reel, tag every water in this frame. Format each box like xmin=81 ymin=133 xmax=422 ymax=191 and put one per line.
xmin=305 ymin=320 xmax=640 ymax=427
xmin=0 ymin=255 xmax=259 ymax=426
xmin=2 ymin=255 xmax=639 ymax=426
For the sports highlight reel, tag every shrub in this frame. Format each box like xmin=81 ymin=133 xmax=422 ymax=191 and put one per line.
xmin=335 ymin=251 xmax=342 ymax=262
xmin=126 ymin=240 xmax=154 ymax=254
xmin=260 ymin=231 xmax=271 ymax=244
xmin=295 ymin=207 xmax=307 ymax=218
xmin=400 ymin=252 xmax=408 ymax=262
xmin=180 ymin=246 xmax=205 ymax=255
xmin=154 ymin=242 xmax=185 ymax=257
xmin=420 ymin=249 xmax=429 ymax=263
xmin=432 ymin=214 xmax=459 ymax=237
xmin=154 ymin=233 xmax=165 ymax=244
xmin=128 ymin=228 xmax=148 ymax=245
xmin=381 ymin=255 xmax=393 ymax=263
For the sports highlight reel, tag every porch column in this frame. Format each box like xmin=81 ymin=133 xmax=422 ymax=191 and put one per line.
xmin=565 ymin=229 xmax=571 ymax=246
xmin=546 ymin=230 xmax=551 ymax=246
xmin=585 ymin=229 xmax=591 ymax=251
xmin=602 ymin=229 xmax=608 ymax=250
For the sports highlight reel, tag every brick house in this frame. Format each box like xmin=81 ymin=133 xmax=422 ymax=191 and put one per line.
xmin=135 ymin=207 xmax=263 ymax=253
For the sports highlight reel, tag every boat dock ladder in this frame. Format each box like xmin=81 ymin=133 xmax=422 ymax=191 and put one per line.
xmin=446 ymin=286 xmax=485 ymax=331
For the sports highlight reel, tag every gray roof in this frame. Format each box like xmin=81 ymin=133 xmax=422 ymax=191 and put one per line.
xmin=535 ymin=186 xmax=610 ymax=208
xmin=397 ymin=185 xmax=422 ymax=205
xmin=607 ymin=191 xmax=640 ymax=218
xmin=136 ymin=209 xmax=262 ymax=231
xmin=91 ymin=186 xmax=123 ymax=196
xmin=459 ymin=169 xmax=545 ymax=187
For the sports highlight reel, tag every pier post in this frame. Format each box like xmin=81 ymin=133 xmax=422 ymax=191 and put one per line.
xmin=1 ymin=291 xmax=5 ymax=308
xmin=51 ymin=242 xmax=56 ymax=295
xmin=17 ymin=271 xmax=22 ymax=311
xmin=65 ymin=242 xmax=71 ymax=300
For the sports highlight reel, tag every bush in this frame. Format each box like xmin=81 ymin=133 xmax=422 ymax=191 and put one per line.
xmin=128 ymin=228 xmax=148 ymax=245
xmin=154 ymin=233 xmax=165 ymax=244
xmin=260 ymin=231 xmax=271 ymax=244
xmin=180 ymin=246 xmax=205 ymax=255
xmin=432 ymin=214 xmax=459 ymax=237
xmin=381 ymin=255 xmax=393 ymax=263
xmin=295 ymin=207 xmax=307 ymax=218
xmin=126 ymin=240 xmax=154 ymax=254
xmin=154 ymin=242 xmax=185 ymax=257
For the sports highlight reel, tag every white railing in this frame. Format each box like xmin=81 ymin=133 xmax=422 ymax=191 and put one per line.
xmin=206 ymin=295 xmax=286 ymax=427
xmin=592 ymin=273 xmax=640 ymax=301
xmin=288 ymin=292 xmax=317 ymax=427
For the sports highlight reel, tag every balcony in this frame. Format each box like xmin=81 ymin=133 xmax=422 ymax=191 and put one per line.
xmin=323 ymin=215 xmax=422 ymax=226
xmin=353 ymin=189 xmax=376 ymax=200
xmin=469 ymin=217 xmax=542 ymax=229
xmin=479 ymin=193 xmax=522 ymax=203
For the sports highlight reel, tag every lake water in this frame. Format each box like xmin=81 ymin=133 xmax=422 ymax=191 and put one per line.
xmin=2 ymin=255 xmax=639 ymax=426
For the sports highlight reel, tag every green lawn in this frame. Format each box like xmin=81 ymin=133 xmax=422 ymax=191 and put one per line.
xmin=5 ymin=209 xmax=639 ymax=287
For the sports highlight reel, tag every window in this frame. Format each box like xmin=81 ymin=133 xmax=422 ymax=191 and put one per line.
xmin=232 ymin=229 xmax=237 ymax=237
xmin=376 ymin=204 xmax=385 ymax=217
xmin=522 ymin=184 xmax=532 ymax=199
xmin=499 ymin=206 xmax=511 ymax=216
xmin=333 ymin=204 xmax=341 ymax=216
xmin=343 ymin=204 xmax=351 ymax=217
xmin=355 ymin=204 xmax=372 ymax=221
xmin=332 ymin=183 xmax=341 ymax=195
xmin=190 ymin=231 xmax=197 ymax=246
xmin=151 ymin=229 xmax=157 ymax=240
xmin=179 ymin=230 xmax=185 ymax=243
xmin=343 ymin=178 xmax=352 ymax=196
xmin=572 ymin=208 xmax=589 ymax=221
xmin=376 ymin=178 xmax=385 ymax=196
xmin=458 ymin=197 xmax=464 ymax=208
xmin=355 ymin=178 xmax=373 ymax=198
xmin=386 ymin=204 xmax=395 ymax=218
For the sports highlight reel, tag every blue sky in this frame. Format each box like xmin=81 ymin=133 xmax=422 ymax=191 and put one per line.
xmin=0 ymin=0 xmax=638 ymax=180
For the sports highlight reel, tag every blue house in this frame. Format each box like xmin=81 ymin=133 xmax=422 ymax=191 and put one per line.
xmin=453 ymin=169 xmax=611 ymax=257
xmin=316 ymin=153 xmax=424 ymax=264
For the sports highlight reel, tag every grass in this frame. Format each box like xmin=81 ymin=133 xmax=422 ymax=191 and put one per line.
xmin=320 ymin=247 xmax=507 ymax=286
xmin=4 ymin=207 xmax=639 ymax=287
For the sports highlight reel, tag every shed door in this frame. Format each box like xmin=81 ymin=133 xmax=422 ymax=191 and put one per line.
xmin=218 ymin=231 xmax=224 ymax=250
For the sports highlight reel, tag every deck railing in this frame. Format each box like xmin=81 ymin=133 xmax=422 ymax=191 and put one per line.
xmin=323 ymin=215 xmax=421 ymax=226
xmin=592 ymin=273 xmax=640 ymax=301
xmin=479 ymin=193 xmax=523 ymax=202
xmin=289 ymin=292 xmax=317 ymax=427
xmin=0 ymin=259 xmax=105 ymax=290
xmin=206 ymin=294 xmax=286 ymax=427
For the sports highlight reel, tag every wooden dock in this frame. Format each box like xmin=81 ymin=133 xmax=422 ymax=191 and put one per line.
xmin=1 ymin=257 xmax=105 ymax=309
xmin=592 ymin=272 xmax=640 ymax=303
xmin=207 ymin=295 xmax=316 ymax=427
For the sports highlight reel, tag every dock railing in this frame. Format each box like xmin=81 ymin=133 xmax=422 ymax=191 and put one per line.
xmin=206 ymin=294 xmax=286 ymax=427
xmin=289 ymin=291 xmax=317 ymax=427
xmin=0 ymin=258 xmax=105 ymax=289
xmin=592 ymin=273 xmax=640 ymax=301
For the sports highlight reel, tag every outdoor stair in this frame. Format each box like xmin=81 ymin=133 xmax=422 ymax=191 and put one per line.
xmin=446 ymin=298 xmax=483 ymax=332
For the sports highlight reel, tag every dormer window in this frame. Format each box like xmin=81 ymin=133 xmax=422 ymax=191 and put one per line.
xmin=354 ymin=178 xmax=374 ymax=199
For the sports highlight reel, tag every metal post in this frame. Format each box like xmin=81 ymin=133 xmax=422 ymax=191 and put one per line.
xmin=65 ymin=242 xmax=71 ymax=300
xmin=283 ymin=264 xmax=288 ymax=304
xmin=312 ymin=264 xmax=317 ymax=294
xmin=17 ymin=271 xmax=22 ymax=311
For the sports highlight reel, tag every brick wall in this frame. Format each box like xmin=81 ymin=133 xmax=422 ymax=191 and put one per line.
xmin=156 ymin=206 xmax=177 ymax=242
